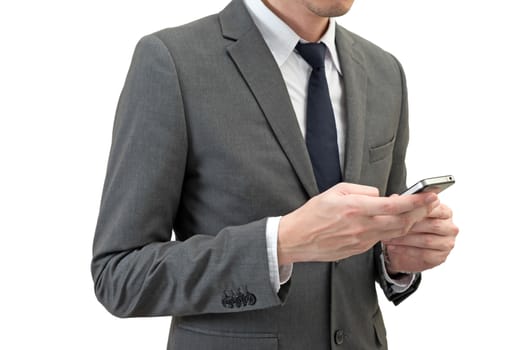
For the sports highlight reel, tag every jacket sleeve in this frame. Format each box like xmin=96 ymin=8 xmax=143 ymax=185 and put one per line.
xmin=374 ymin=54 xmax=422 ymax=305
xmin=91 ymin=34 xmax=288 ymax=318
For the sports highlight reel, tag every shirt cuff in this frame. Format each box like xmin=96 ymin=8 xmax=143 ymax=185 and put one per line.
xmin=379 ymin=243 xmax=416 ymax=293
xmin=266 ymin=216 xmax=293 ymax=292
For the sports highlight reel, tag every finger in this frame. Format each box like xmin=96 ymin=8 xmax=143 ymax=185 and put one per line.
xmin=365 ymin=227 xmax=413 ymax=243
xmin=332 ymin=182 xmax=379 ymax=197
xmin=427 ymin=203 xmax=453 ymax=219
xmin=385 ymin=233 xmax=455 ymax=252
xmin=353 ymin=192 xmax=439 ymax=216
xmin=371 ymin=206 xmax=430 ymax=232
xmin=337 ymin=227 xmax=410 ymax=253
xmin=364 ymin=205 xmax=436 ymax=243
xmin=387 ymin=244 xmax=449 ymax=270
xmin=407 ymin=217 xmax=459 ymax=237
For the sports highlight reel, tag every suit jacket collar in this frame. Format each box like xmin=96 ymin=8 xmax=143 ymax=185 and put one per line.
xmin=219 ymin=0 xmax=367 ymax=195
xmin=219 ymin=0 xmax=252 ymax=41
xmin=335 ymin=26 xmax=367 ymax=184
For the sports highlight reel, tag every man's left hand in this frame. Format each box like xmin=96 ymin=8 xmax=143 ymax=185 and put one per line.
xmin=383 ymin=202 xmax=459 ymax=274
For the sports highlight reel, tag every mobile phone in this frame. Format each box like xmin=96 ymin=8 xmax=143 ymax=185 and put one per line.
xmin=401 ymin=175 xmax=455 ymax=195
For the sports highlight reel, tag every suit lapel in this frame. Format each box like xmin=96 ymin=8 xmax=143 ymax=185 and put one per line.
xmin=335 ymin=26 xmax=368 ymax=184
xmin=219 ymin=0 xmax=319 ymax=197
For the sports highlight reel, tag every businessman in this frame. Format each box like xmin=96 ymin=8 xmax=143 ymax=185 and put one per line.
xmin=92 ymin=0 xmax=459 ymax=349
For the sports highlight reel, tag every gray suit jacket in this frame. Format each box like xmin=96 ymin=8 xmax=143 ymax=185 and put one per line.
xmin=92 ymin=0 xmax=421 ymax=349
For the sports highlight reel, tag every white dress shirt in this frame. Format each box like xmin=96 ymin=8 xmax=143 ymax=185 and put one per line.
xmin=243 ymin=0 xmax=414 ymax=293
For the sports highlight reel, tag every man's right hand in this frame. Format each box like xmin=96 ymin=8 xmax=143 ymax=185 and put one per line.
xmin=277 ymin=183 xmax=439 ymax=265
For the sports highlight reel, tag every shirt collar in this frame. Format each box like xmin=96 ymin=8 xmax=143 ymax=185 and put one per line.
xmin=243 ymin=0 xmax=342 ymax=74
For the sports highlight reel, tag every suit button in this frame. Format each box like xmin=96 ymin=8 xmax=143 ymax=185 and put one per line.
xmin=334 ymin=329 xmax=344 ymax=345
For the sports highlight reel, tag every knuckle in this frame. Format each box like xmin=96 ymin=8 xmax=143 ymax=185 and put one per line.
xmin=343 ymin=200 xmax=363 ymax=217
xmin=345 ymin=206 xmax=361 ymax=218
xmin=333 ymin=182 xmax=348 ymax=192
xmin=430 ymin=220 xmax=442 ymax=232
xmin=442 ymin=204 xmax=452 ymax=215
xmin=439 ymin=239 xmax=454 ymax=251
xmin=424 ymin=235 xmax=434 ymax=247
xmin=381 ymin=201 xmax=398 ymax=214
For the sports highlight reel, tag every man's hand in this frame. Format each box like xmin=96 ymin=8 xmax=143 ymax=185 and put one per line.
xmin=277 ymin=183 xmax=439 ymax=265
xmin=383 ymin=203 xmax=459 ymax=274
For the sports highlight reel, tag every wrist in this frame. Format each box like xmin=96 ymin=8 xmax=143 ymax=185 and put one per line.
xmin=383 ymin=243 xmax=405 ymax=277
xmin=277 ymin=213 xmax=304 ymax=265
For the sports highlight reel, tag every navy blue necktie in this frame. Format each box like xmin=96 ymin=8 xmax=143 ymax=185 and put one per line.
xmin=295 ymin=42 xmax=342 ymax=192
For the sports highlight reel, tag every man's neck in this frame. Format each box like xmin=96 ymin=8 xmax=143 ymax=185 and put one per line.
xmin=262 ymin=0 xmax=329 ymax=42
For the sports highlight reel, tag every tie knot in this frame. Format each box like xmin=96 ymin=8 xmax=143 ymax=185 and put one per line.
xmin=295 ymin=42 xmax=326 ymax=70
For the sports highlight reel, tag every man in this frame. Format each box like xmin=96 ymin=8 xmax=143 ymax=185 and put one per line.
xmin=92 ymin=0 xmax=459 ymax=349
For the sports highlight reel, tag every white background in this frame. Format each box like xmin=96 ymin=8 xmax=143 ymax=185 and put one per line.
xmin=1 ymin=0 xmax=523 ymax=349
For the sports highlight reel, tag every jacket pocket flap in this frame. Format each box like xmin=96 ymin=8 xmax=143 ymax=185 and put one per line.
xmin=369 ymin=136 xmax=395 ymax=163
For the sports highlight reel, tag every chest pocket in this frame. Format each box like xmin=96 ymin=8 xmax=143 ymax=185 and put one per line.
xmin=369 ymin=136 xmax=395 ymax=163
